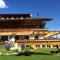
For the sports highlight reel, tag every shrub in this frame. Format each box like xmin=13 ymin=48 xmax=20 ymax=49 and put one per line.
xmin=21 ymin=44 xmax=26 ymax=50
xmin=4 ymin=43 xmax=12 ymax=51
xmin=51 ymin=51 xmax=55 ymax=53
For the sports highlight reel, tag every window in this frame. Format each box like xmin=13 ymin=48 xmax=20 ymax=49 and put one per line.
xmin=42 ymin=45 xmax=45 ymax=48
xmin=15 ymin=35 xmax=20 ymax=40
xmin=36 ymin=45 xmax=40 ymax=48
xmin=11 ymin=17 xmax=14 ymax=20
xmin=38 ymin=36 xmax=44 ymax=39
xmin=25 ymin=36 xmax=29 ymax=40
xmin=29 ymin=35 xmax=35 ymax=40
xmin=1 ymin=17 xmax=5 ymax=19
xmin=1 ymin=36 xmax=8 ymax=42
xmin=35 ymin=36 xmax=38 ymax=39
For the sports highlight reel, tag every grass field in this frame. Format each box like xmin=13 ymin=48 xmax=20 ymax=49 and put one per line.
xmin=0 ymin=48 xmax=60 ymax=60
xmin=0 ymin=43 xmax=60 ymax=60
xmin=0 ymin=54 xmax=60 ymax=60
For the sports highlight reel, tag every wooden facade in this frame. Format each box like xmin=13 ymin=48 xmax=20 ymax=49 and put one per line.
xmin=0 ymin=14 xmax=60 ymax=48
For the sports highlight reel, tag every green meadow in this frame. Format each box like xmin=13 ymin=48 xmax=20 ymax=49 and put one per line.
xmin=0 ymin=48 xmax=60 ymax=60
xmin=0 ymin=43 xmax=60 ymax=60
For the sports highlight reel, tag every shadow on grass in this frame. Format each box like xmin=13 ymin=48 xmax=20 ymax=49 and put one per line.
xmin=31 ymin=52 xmax=51 ymax=55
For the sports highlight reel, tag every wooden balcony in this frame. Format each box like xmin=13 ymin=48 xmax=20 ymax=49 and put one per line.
xmin=0 ymin=28 xmax=47 ymax=32
xmin=0 ymin=28 xmax=47 ymax=35
xmin=16 ymin=40 xmax=60 ymax=45
xmin=0 ymin=28 xmax=59 ymax=36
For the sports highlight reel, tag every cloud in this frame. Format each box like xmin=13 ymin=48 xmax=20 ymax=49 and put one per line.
xmin=0 ymin=0 xmax=8 ymax=8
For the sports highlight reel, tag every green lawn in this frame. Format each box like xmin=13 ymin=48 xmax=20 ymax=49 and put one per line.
xmin=0 ymin=54 xmax=60 ymax=60
xmin=0 ymin=43 xmax=60 ymax=60
xmin=0 ymin=48 xmax=60 ymax=60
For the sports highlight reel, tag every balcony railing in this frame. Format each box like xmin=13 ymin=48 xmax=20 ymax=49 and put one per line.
xmin=0 ymin=28 xmax=47 ymax=32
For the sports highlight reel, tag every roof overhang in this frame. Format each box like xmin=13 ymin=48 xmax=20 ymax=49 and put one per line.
xmin=0 ymin=18 xmax=52 ymax=21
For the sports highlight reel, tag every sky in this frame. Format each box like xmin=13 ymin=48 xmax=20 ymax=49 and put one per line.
xmin=0 ymin=0 xmax=60 ymax=31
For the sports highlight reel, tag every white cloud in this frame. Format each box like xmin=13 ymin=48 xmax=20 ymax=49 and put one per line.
xmin=0 ymin=0 xmax=8 ymax=8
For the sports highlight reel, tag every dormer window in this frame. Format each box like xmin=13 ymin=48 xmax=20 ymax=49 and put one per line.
xmin=1 ymin=17 xmax=5 ymax=19
xmin=11 ymin=17 xmax=14 ymax=20
xmin=6 ymin=17 xmax=9 ymax=19
xmin=20 ymin=17 xmax=24 ymax=19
